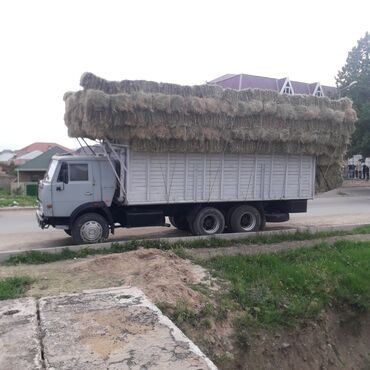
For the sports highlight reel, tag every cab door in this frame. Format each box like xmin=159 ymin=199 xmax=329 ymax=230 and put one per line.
xmin=51 ymin=161 xmax=99 ymax=217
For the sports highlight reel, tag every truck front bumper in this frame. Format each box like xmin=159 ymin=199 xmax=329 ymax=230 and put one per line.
xmin=36 ymin=210 xmax=48 ymax=229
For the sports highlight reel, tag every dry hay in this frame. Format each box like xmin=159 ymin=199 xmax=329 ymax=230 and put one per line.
xmin=64 ymin=72 xmax=357 ymax=192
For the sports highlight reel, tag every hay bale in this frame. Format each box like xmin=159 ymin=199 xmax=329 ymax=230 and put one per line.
xmin=64 ymin=73 xmax=357 ymax=192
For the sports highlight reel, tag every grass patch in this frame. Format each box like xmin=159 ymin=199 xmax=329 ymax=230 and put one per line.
xmin=158 ymin=301 xmax=214 ymax=329
xmin=5 ymin=225 xmax=370 ymax=265
xmin=0 ymin=188 xmax=37 ymax=207
xmin=5 ymin=242 xmax=139 ymax=265
xmin=205 ymin=240 xmax=370 ymax=328
xmin=0 ymin=276 xmax=33 ymax=300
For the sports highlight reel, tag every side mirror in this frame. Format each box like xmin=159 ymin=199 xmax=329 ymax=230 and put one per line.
xmin=56 ymin=183 xmax=64 ymax=191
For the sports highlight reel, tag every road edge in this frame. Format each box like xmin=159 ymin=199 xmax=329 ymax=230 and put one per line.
xmin=1 ymin=223 xmax=369 ymax=264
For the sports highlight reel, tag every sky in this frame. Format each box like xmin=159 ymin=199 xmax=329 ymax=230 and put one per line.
xmin=0 ymin=0 xmax=369 ymax=151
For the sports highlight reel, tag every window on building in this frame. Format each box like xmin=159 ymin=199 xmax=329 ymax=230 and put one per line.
xmin=282 ymin=81 xmax=293 ymax=95
xmin=314 ymin=86 xmax=324 ymax=97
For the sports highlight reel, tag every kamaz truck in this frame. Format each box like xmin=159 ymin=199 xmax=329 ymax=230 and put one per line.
xmin=37 ymin=140 xmax=313 ymax=244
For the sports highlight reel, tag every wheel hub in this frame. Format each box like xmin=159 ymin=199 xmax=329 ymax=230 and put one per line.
xmin=240 ymin=212 xmax=256 ymax=231
xmin=202 ymin=215 xmax=220 ymax=234
xmin=80 ymin=221 xmax=103 ymax=243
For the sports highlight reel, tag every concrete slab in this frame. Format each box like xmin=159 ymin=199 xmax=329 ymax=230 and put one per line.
xmin=0 ymin=297 xmax=42 ymax=370
xmin=39 ymin=286 xmax=217 ymax=370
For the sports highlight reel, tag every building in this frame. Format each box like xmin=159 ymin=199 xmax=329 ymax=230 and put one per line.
xmin=207 ymin=74 xmax=338 ymax=97
xmin=13 ymin=151 xmax=44 ymax=166
xmin=14 ymin=146 xmax=70 ymax=195
xmin=13 ymin=142 xmax=71 ymax=166
xmin=0 ymin=150 xmax=16 ymax=164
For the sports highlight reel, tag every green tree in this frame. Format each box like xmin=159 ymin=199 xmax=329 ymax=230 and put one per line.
xmin=336 ymin=32 xmax=370 ymax=157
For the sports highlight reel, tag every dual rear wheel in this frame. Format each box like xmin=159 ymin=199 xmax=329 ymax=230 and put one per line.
xmin=227 ymin=205 xmax=265 ymax=233
xmin=177 ymin=205 xmax=264 ymax=236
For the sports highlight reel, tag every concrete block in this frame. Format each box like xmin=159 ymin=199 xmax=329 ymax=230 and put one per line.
xmin=39 ymin=286 xmax=217 ymax=370
xmin=0 ymin=297 xmax=42 ymax=370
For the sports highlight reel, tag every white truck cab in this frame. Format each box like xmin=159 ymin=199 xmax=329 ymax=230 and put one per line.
xmin=37 ymin=154 xmax=116 ymax=243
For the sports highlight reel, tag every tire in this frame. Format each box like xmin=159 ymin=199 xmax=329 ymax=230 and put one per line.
xmin=191 ymin=207 xmax=225 ymax=236
xmin=64 ymin=229 xmax=71 ymax=236
xmin=229 ymin=205 xmax=264 ymax=233
xmin=71 ymin=212 xmax=109 ymax=245
xmin=169 ymin=215 xmax=190 ymax=231
xmin=225 ymin=205 xmax=238 ymax=231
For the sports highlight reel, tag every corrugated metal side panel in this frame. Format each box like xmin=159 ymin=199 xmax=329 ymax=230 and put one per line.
xmin=168 ymin=153 xmax=186 ymax=202
xmin=128 ymin=152 xmax=147 ymax=203
xmin=148 ymin=154 xmax=168 ymax=202
xmin=223 ymin=155 xmax=239 ymax=200
xmin=300 ymin=156 xmax=315 ymax=198
xmin=239 ymin=155 xmax=255 ymax=200
xmin=256 ymin=155 xmax=272 ymax=200
xmin=204 ymin=154 xmax=222 ymax=201
xmin=127 ymin=151 xmax=315 ymax=205
xmin=270 ymin=155 xmax=286 ymax=199
xmin=286 ymin=155 xmax=300 ymax=198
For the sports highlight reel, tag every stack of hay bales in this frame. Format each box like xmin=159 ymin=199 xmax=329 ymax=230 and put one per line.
xmin=64 ymin=72 xmax=357 ymax=192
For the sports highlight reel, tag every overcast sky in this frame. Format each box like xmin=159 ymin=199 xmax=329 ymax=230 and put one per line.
xmin=0 ymin=0 xmax=369 ymax=150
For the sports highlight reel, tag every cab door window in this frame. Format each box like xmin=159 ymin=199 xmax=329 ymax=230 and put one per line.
xmin=57 ymin=162 xmax=68 ymax=183
xmin=69 ymin=164 xmax=89 ymax=182
xmin=56 ymin=162 xmax=89 ymax=183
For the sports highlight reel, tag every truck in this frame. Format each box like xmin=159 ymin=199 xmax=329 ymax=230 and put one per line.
xmin=37 ymin=139 xmax=314 ymax=244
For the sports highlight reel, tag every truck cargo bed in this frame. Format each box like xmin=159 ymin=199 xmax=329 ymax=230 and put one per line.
xmin=126 ymin=151 xmax=315 ymax=205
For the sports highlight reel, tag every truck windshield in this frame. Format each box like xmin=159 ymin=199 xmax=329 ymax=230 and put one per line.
xmin=45 ymin=160 xmax=58 ymax=181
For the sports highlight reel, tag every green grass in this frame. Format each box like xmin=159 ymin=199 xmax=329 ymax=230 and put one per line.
xmin=5 ymin=225 xmax=370 ymax=265
xmin=0 ymin=188 xmax=37 ymax=207
xmin=205 ymin=240 xmax=370 ymax=328
xmin=0 ymin=276 xmax=33 ymax=300
xmin=158 ymin=301 xmax=214 ymax=329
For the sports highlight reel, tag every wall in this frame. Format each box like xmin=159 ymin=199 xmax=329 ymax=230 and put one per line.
xmin=18 ymin=171 xmax=45 ymax=183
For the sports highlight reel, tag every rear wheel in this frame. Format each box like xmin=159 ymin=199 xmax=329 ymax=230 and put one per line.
xmin=169 ymin=215 xmax=190 ymax=231
xmin=71 ymin=213 xmax=109 ymax=245
xmin=191 ymin=207 xmax=225 ymax=236
xmin=64 ymin=229 xmax=71 ymax=236
xmin=229 ymin=205 xmax=264 ymax=233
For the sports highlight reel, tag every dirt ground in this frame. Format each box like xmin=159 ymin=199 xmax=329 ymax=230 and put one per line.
xmin=209 ymin=309 xmax=370 ymax=370
xmin=2 ymin=247 xmax=370 ymax=370
xmin=0 ymin=249 xmax=211 ymax=308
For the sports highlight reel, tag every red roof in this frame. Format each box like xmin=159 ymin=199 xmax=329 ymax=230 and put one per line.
xmin=16 ymin=142 xmax=72 ymax=157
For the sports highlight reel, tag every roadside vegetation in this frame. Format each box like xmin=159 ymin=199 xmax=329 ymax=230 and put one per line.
xmin=0 ymin=188 xmax=37 ymax=208
xmin=0 ymin=276 xmax=33 ymax=300
xmin=155 ymin=239 xmax=370 ymax=369
xmin=5 ymin=225 xmax=370 ymax=265
xmin=205 ymin=240 xmax=370 ymax=327
xmin=158 ymin=240 xmax=370 ymax=357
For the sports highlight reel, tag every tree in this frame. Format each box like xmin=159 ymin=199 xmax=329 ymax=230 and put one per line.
xmin=336 ymin=32 xmax=370 ymax=157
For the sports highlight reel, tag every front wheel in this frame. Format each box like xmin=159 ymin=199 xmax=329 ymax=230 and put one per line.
xmin=71 ymin=213 xmax=109 ymax=245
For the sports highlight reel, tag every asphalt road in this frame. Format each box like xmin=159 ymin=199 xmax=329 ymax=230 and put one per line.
xmin=0 ymin=186 xmax=369 ymax=252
